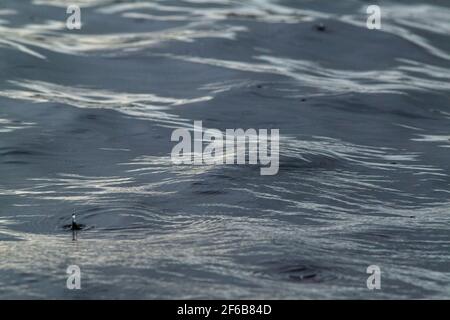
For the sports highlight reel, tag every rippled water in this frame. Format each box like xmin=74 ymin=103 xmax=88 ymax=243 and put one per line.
xmin=1 ymin=0 xmax=450 ymax=299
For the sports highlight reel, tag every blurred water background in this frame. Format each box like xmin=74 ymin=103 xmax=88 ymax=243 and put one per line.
xmin=0 ymin=0 xmax=450 ymax=298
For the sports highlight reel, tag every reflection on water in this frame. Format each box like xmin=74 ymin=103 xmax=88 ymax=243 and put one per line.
xmin=0 ymin=80 xmax=210 ymax=127
xmin=1 ymin=0 xmax=450 ymax=299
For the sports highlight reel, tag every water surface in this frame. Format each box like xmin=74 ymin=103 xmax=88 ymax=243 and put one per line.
xmin=1 ymin=0 xmax=450 ymax=299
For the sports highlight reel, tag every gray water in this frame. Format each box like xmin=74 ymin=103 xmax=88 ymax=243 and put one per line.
xmin=1 ymin=0 xmax=450 ymax=299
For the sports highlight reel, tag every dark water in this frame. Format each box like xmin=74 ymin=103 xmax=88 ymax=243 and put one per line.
xmin=1 ymin=0 xmax=450 ymax=299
